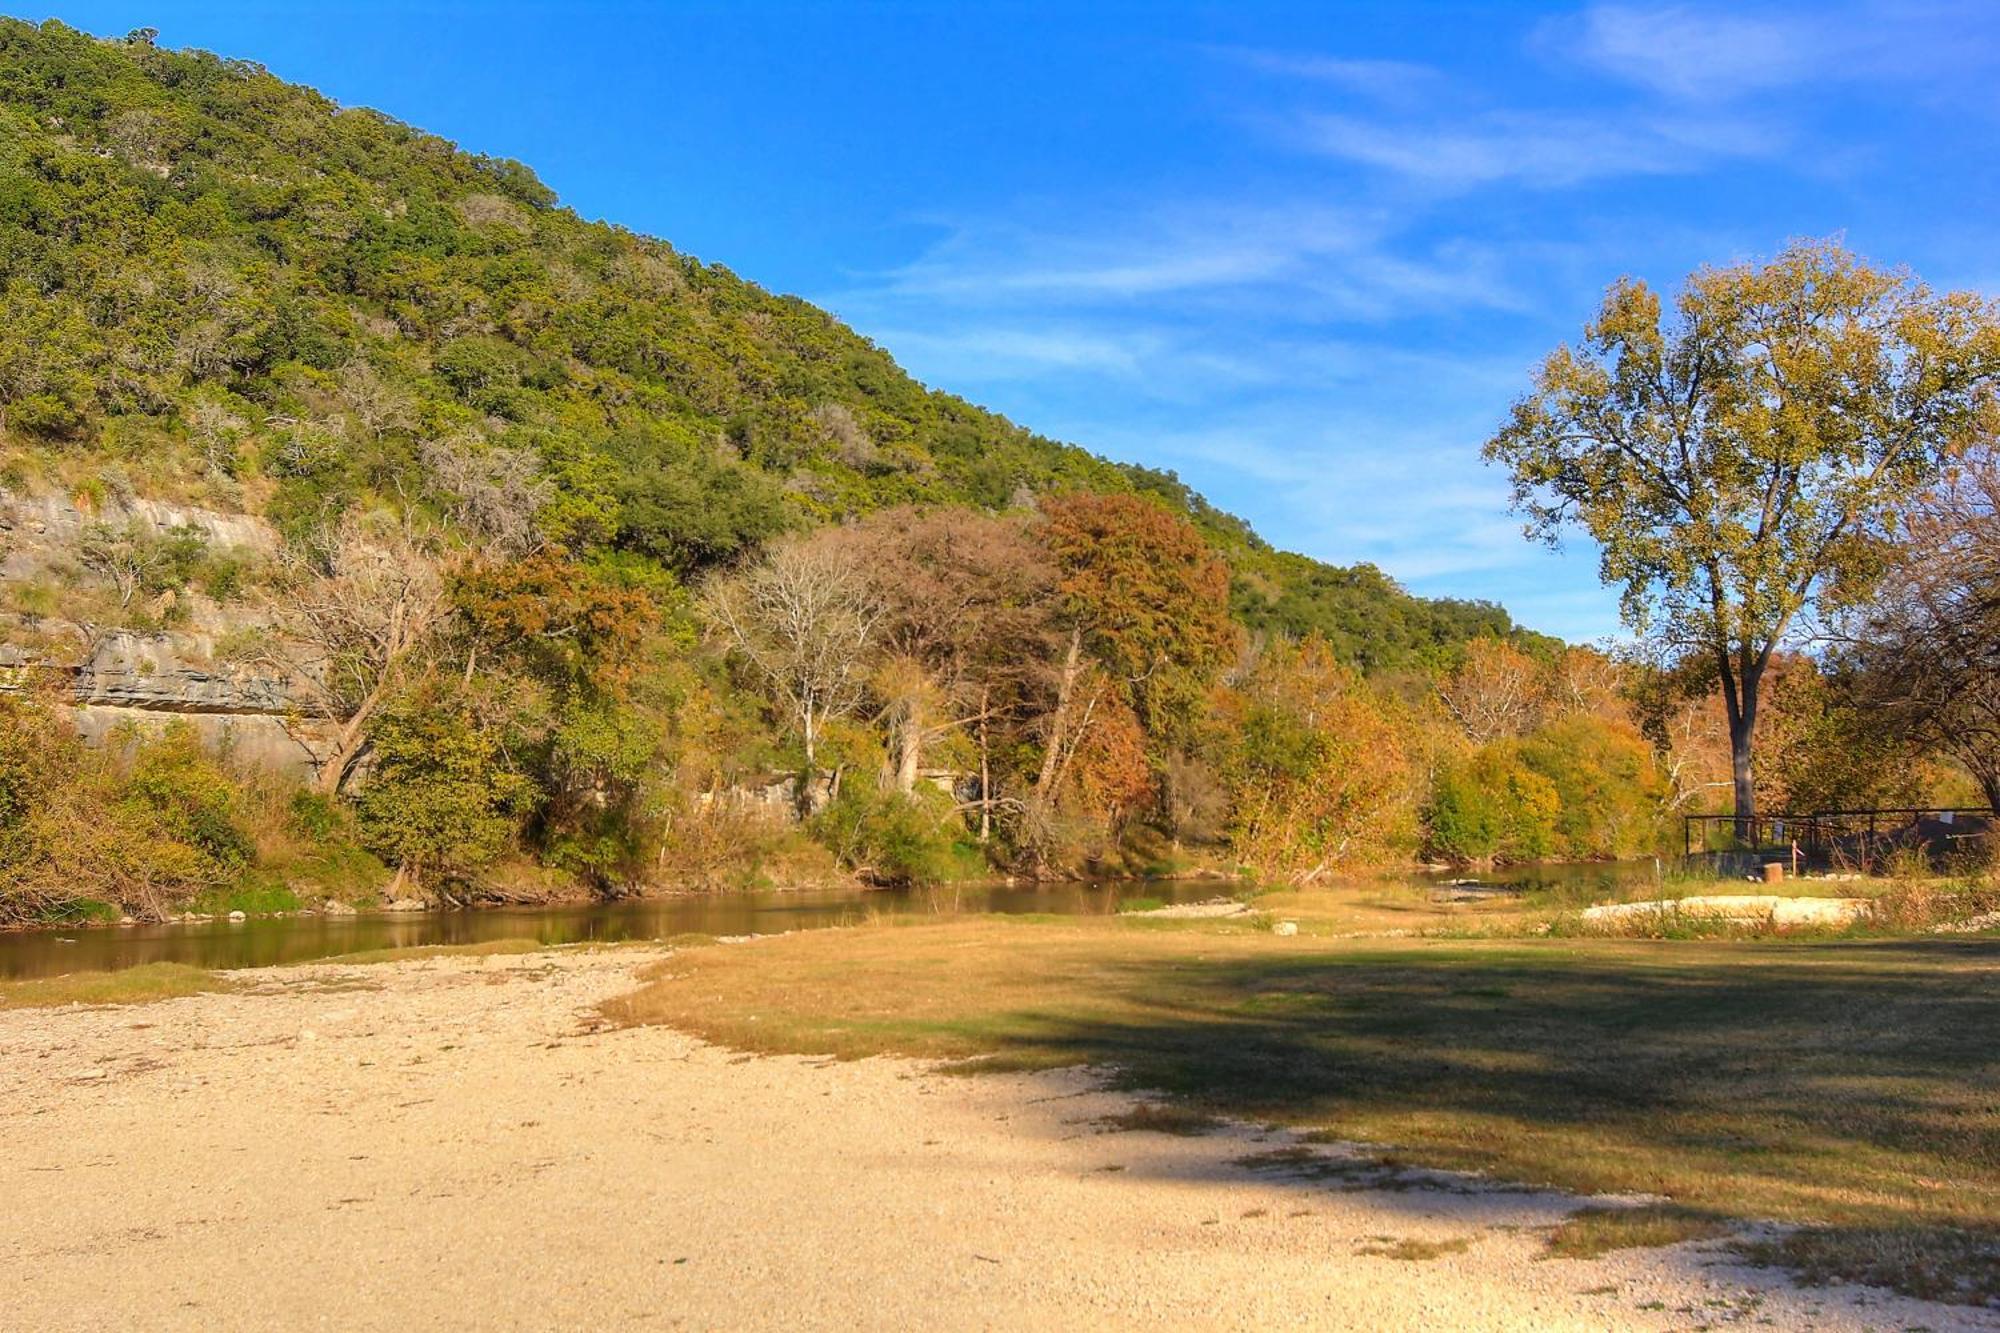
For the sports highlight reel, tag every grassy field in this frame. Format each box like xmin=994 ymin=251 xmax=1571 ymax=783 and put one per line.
xmin=0 ymin=961 xmax=230 ymax=1009
xmin=606 ymin=909 xmax=2000 ymax=1305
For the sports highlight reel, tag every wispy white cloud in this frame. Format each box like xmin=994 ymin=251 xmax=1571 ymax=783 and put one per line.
xmin=860 ymin=325 xmax=1152 ymax=381
xmin=1205 ymin=46 xmax=1447 ymax=107
xmin=853 ymin=204 xmax=1530 ymax=318
xmin=865 ymin=206 xmax=1372 ymax=305
xmin=1561 ymin=5 xmax=1822 ymax=101
xmin=1291 ymin=110 xmax=1690 ymax=188
xmin=1281 ymin=98 xmax=1786 ymax=192
xmin=811 ymin=9 xmax=1973 ymax=639
xmin=1547 ymin=2 xmax=2000 ymax=109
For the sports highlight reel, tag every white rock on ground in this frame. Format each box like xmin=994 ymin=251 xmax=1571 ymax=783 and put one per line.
xmin=0 ymin=948 xmax=1989 ymax=1331
xmin=1581 ymin=894 xmax=1874 ymax=928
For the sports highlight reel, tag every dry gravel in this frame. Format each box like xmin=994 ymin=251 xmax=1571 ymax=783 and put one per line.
xmin=2 ymin=947 xmax=1992 ymax=1331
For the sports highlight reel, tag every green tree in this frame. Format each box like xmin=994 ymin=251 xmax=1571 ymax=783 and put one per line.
xmin=1486 ymin=241 xmax=2000 ymax=831
xmin=355 ymin=684 xmax=529 ymax=898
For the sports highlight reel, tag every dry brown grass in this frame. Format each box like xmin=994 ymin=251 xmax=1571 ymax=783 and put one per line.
xmin=1097 ymin=1103 xmax=1223 ymax=1136
xmin=1358 ymin=1235 xmax=1475 ymax=1261
xmin=1737 ymin=1225 xmax=2000 ymax=1308
xmin=606 ymin=913 xmax=2000 ymax=1304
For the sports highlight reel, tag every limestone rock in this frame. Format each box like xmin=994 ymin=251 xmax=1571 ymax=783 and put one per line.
xmin=1581 ymin=894 xmax=1872 ymax=928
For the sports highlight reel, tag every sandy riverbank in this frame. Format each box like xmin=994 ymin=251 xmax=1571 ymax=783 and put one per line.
xmin=1 ymin=947 xmax=1988 ymax=1330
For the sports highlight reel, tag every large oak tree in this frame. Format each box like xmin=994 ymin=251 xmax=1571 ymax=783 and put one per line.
xmin=1486 ymin=241 xmax=2000 ymax=830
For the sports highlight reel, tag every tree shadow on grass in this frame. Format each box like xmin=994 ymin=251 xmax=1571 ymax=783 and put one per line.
xmin=968 ymin=938 xmax=2000 ymax=1304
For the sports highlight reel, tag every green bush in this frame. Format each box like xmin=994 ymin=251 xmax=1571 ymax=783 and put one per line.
xmin=0 ymin=702 xmax=258 ymax=922
xmin=355 ymin=684 xmax=530 ymax=893
xmin=1517 ymin=718 xmax=1667 ymax=859
xmin=1423 ymin=746 xmax=1559 ymax=863
xmin=120 ymin=723 xmax=255 ymax=873
xmin=285 ymin=789 xmax=345 ymax=841
xmin=810 ymin=777 xmax=965 ymax=887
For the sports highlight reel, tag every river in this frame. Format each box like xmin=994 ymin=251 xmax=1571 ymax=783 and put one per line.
xmin=0 ymin=860 xmax=1662 ymax=979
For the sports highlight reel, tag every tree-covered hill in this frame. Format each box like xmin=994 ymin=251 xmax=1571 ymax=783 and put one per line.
xmin=0 ymin=17 xmax=1530 ymax=668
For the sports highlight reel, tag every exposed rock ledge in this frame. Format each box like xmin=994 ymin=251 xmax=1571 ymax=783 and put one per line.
xmin=1581 ymin=895 xmax=1873 ymax=928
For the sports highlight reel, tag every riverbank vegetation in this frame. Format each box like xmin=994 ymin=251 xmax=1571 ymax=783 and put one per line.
xmin=0 ymin=959 xmax=228 ymax=1009
xmin=0 ymin=21 xmax=1995 ymax=926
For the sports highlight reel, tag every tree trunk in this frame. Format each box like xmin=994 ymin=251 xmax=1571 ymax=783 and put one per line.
xmin=1728 ymin=714 xmax=1756 ymax=841
xmin=315 ymin=713 xmax=373 ymax=796
xmin=894 ymin=708 xmax=921 ymax=795
xmin=1033 ymin=628 xmax=1083 ymax=807
xmin=795 ymin=701 xmax=820 ymax=817
xmin=1719 ymin=656 xmax=1763 ymax=845
xmin=977 ymin=686 xmax=992 ymax=845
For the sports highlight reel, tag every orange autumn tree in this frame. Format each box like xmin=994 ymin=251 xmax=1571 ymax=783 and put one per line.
xmin=1067 ymin=694 xmax=1155 ymax=835
xmin=1028 ymin=494 xmax=1240 ymax=845
xmin=1226 ymin=637 xmax=1416 ymax=882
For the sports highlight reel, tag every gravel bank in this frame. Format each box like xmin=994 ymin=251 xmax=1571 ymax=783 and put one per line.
xmin=1 ymin=947 xmax=1989 ymax=1331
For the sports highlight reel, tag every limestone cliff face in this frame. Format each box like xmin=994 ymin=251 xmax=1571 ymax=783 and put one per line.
xmin=0 ymin=490 xmax=276 ymax=562
xmin=0 ymin=489 xmax=324 ymax=776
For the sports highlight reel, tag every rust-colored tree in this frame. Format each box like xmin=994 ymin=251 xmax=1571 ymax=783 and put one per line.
xmin=1030 ymin=494 xmax=1238 ymax=847
xmin=1851 ymin=449 xmax=2000 ymax=807
xmin=829 ymin=508 xmax=1057 ymax=817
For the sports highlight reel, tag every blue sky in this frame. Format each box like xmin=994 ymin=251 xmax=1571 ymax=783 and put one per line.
xmin=38 ymin=2 xmax=2000 ymax=639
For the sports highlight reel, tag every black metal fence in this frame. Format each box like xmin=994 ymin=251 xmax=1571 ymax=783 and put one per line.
xmin=1682 ymin=807 xmax=1995 ymax=873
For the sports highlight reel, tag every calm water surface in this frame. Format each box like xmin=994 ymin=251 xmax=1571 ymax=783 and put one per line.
xmin=0 ymin=860 xmax=1662 ymax=979
xmin=1407 ymin=858 xmax=1664 ymax=902
xmin=0 ymin=880 xmax=1225 ymax=979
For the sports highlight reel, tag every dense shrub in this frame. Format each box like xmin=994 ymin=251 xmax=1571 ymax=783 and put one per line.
xmin=1424 ymin=747 xmax=1559 ymax=863
xmin=1223 ymin=639 xmax=1418 ymax=880
xmin=810 ymin=777 xmax=966 ymax=887
xmin=0 ymin=699 xmax=259 ymax=922
xmin=354 ymin=683 xmax=531 ymax=895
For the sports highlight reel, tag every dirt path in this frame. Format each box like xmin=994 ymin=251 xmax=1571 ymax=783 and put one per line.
xmin=1 ymin=948 xmax=1989 ymax=1331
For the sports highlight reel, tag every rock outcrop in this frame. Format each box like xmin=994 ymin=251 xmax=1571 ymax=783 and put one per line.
xmin=0 ymin=489 xmax=323 ymax=776
xmin=1580 ymin=894 xmax=1873 ymax=928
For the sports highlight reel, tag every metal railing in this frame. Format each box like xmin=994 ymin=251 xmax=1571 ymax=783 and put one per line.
xmin=1682 ymin=807 xmax=1995 ymax=873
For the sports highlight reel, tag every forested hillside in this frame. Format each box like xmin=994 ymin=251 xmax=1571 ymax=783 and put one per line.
xmin=0 ymin=20 xmax=1863 ymax=923
xmin=0 ymin=17 xmax=1517 ymax=665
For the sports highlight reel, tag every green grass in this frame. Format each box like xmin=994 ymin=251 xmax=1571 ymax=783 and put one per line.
xmin=604 ymin=912 xmax=2000 ymax=1305
xmin=237 ymin=844 xmax=392 ymax=908
xmin=1545 ymin=1205 xmax=1730 ymax=1258
xmin=0 ymin=962 xmax=229 ymax=1009
xmin=190 ymin=882 xmax=304 ymax=917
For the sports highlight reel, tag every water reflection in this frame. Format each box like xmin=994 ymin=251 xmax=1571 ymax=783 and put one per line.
xmin=1402 ymin=859 xmax=1664 ymax=904
xmin=0 ymin=880 xmax=1223 ymax=979
xmin=0 ymin=862 xmax=1664 ymax=979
